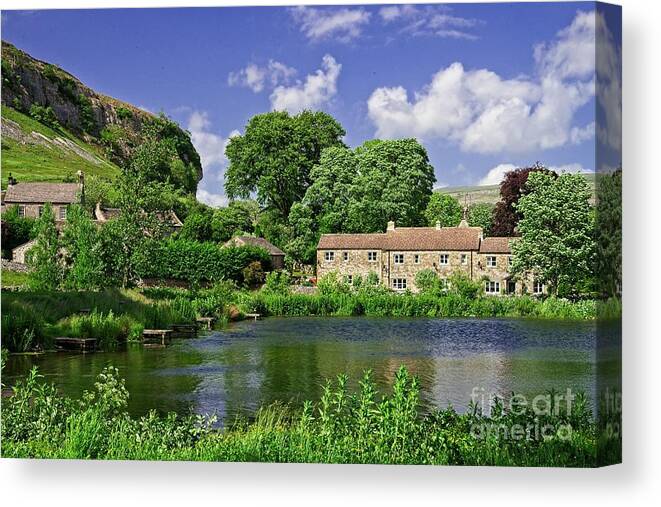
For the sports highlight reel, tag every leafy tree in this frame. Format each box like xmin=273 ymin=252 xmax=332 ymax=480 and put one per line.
xmin=287 ymin=139 xmax=435 ymax=264
xmin=491 ymin=163 xmax=557 ymax=236
xmin=263 ymin=270 xmax=292 ymax=295
xmin=225 ymin=110 xmax=346 ymax=218
xmin=179 ymin=205 xmax=214 ymax=242
xmin=467 ymin=203 xmax=494 ymax=236
xmin=511 ymin=172 xmax=595 ymax=297
xmin=1 ymin=205 xmax=36 ymax=256
xmin=242 ymin=260 xmax=265 ymax=288
xmin=26 ymin=204 xmax=63 ymax=290
xmin=61 ymin=205 xmax=104 ymax=290
xmin=29 ymin=104 xmax=60 ymax=130
xmin=596 ymin=169 xmax=622 ymax=297
xmin=211 ymin=200 xmax=260 ymax=243
xmin=424 ymin=193 xmax=462 ymax=227
xmin=414 ymin=269 xmax=444 ymax=294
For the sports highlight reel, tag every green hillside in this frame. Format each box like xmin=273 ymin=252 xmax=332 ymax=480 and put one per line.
xmin=438 ymin=172 xmax=597 ymax=205
xmin=1 ymin=105 xmax=121 ymax=188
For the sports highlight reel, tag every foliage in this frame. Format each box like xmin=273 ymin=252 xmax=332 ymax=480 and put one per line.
xmin=242 ymin=261 xmax=265 ymax=288
xmin=414 ymin=269 xmax=445 ymax=294
xmin=1 ymin=366 xmax=607 ymax=466
xmin=115 ymin=106 xmax=133 ymax=121
xmin=178 ymin=204 xmax=214 ymax=242
xmin=133 ymin=240 xmax=271 ymax=284
xmin=55 ymin=311 xmax=139 ymax=348
xmin=61 ymin=205 xmax=105 ymax=290
xmin=424 ymin=193 xmax=462 ymax=227
xmin=77 ymin=94 xmax=96 ymax=134
xmin=491 ymin=163 xmax=557 ymax=236
xmin=1 ymin=303 xmax=46 ymax=352
xmin=211 ymin=200 xmax=260 ymax=242
xmin=287 ymin=138 xmax=436 ymax=263
xmin=316 ymin=272 xmax=351 ymax=296
xmin=26 ymin=203 xmax=63 ymax=290
xmin=511 ymin=172 xmax=596 ymax=297
xmin=467 ymin=203 xmax=494 ymax=236
xmin=29 ymin=104 xmax=60 ymax=130
xmin=447 ymin=271 xmax=483 ymax=300
xmin=225 ymin=110 xmax=346 ymax=218
xmin=262 ymin=270 xmax=292 ymax=295
xmin=596 ymin=169 xmax=622 ymax=297
xmin=1 ymin=205 xmax=36 ymax=256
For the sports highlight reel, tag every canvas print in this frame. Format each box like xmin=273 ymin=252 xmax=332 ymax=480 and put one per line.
xmin=0 ymin=2 xmax=621 ymax=467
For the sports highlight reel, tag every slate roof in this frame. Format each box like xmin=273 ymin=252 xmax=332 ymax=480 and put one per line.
xmin=479 ymin=237 xmax=515 ymax=254
xmin=226 ymin=236 xmax=285 ymax=256
xmin=318 ymin=227 xmax=482 ymax=251
xmin=4 ymin=183 xmax=81 ymax=204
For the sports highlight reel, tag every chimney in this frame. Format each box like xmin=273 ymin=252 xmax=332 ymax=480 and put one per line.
xmin=77 ymin=170 xmax=85 ymax=205
xmin=458 ymin=205 xmax=469 ymax=228
xmin=7 ymin=173 xmax=16 ymax=187
xmin=387 ymin=220 xmax=396 ymax=231
xmin=435 ymin=221 xmax=441 ymax=230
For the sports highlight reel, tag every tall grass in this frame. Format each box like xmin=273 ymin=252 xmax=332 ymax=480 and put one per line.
xmin=55 ymin=311 xmax=141 ymax=348
xmin=1 ymin=366 xmax=615 ymax=466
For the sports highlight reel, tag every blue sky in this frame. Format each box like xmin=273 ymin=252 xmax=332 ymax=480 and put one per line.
xmin=2 ymin=3 xmax=621 ymax=206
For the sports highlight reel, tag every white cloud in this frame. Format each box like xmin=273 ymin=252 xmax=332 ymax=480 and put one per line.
xmin=478 ymin=164 xmax=517 ymax=186
xmin=379 ymin=5 xmax=481 ymax=40
xmin=367 ymin=10 xmax=597 ymax=155
xmin=548 ymin=163 xmax=591 ymax=174
xmin=290 ymin=6 xmax=371 ymax=43
xmin=187 ymin=111 xmax=240 ymax=208
xmin=595 ymin=11 xmax=621 ymax=152
xmin=570 ymin=121 xmax=595 ymax=144
xmin=228 ymin=60 xmax=296 ymax=93
xmin=270 ymin=55 xmax=341 ymax=113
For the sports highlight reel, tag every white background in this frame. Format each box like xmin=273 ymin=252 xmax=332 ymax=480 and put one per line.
xmin=1 ymin=1 xmax=659 ymax=505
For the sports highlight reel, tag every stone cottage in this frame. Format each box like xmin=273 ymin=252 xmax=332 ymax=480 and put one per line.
xmin=224 ymin=236 xmax=285 ymax=270
xmin=2 ymin=171 xmax=84 ymax=223
xmin=316 ymin=220 xmax=544 ymax=296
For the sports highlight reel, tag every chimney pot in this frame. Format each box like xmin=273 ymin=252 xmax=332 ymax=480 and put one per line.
xmin=387 ymin=220 xmax=395 ymax=231
xmin=435 ymin=221 xmax=441 ymax=230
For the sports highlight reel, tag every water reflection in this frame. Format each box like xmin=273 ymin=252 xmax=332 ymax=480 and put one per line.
xmin=4 ymin=317 xmax=599 ymax=423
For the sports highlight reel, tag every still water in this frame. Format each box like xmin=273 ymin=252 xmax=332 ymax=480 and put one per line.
xmin=5 ymin=317 xmax=600 ymax=423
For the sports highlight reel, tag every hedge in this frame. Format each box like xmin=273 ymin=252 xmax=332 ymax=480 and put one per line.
xmin=133 ymin=239 xmax=271 ymax=283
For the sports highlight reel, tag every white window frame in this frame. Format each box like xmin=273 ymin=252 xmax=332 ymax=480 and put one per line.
xmin=485 ymin=281 xmax=500 ymax=294
xmin=439 ymin=253 xmax=449 ymax=265
xmin=59 ymin=206 xmax=67 ymax=220
xmin=533 ymin=281 xmax=544 ymax=295
xmin=487 ymin=256 xmax=497 ymax=268
xmin=392 ymin=278 xmax=407 ymax=290
xmin=342 ymin=251 xmax=349 ymax=262
xmin=324 ymin=251 xmax=335 ymax=262
xmin=367 ymin=251 xmax=377 ymax=262
xmin=393 ymin=253 xmax=404 ymax=265
xmin=460 ymin=253 xmax=468 ymax=265
xmin=18 ymin=205 xmax=25 ymax=218
xmin=414 ymin=254 xmax=420 ymax=264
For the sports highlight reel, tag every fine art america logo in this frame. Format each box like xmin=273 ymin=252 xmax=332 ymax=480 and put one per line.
xmin=468 ymin=387 xmax=578 ymax=442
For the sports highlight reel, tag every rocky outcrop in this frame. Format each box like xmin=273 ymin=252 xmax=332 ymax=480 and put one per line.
xmin=1 ymin=41 xmax=202 ymax=185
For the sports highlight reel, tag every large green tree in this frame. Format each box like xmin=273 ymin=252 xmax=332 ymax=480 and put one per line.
xmin=224 ymin=110 xmax=346 ymax=218
xmin=26 ymin=203 xmax=62 ymax=290
xmin=511 ymin=172 xmax=595 ymax=297
xmin=468 ymin=203 xmax=495 ymax=236
xmin=61 ymin=205 xmax=105 ymax=290
xmin=596 ymin=169 xmax=622 ymax=297
xmin=287 ymin=138 xmax=436 ymax=264
xmin=424 ymin=193 xmax=462 ymax=227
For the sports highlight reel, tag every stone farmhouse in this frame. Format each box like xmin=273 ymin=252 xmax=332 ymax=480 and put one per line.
xmin=316 ymin=219 xmax=545 ymax=296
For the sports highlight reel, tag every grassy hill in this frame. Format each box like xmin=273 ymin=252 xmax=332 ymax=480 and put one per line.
xmin=1 ymin=40 xmax=201 ymax=191
xmin=1 ymin=105 xmax=121 ymax=187
xmin=437 ymin=172 xmax=597 ymax=205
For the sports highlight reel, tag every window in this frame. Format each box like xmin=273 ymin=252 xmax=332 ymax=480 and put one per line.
xmin=487 ymin=256 xmax=497 ymax=268
xmin=508 ymin=256 xmax=513 ymax=267
xmin=533 ymin=281 xmax=544 ymax=295
xmin=461 ymin=254 xmax=468 ymax=265
xmin=414 ymin=254 xmax=420 ymax=264
xmin=38 ymin=205 xmax=44 ymax=217
xmin=345 ymin=274 xmax=353 ymax=285
xmin=343 ymin=251 xmax=349 ymax=262
xmin=394 ymin=253 xmax=404 ymax=264
xmin=324 ymin=251 xmax=335 ymax=262
xmin=485 ymin=281 xmax=500 ymax=294
xmin=507 ymin=281 xmax=517 ymax=294
xmin=368 ymin=251 xmax=377 ymax=262
xmin=18 ymin=205 xmax=25 ymax=218
xmin=439 ymin=253 xmax=449 ymax=265
xmin=392 ymin=278 xmax=407 ymax=290
xmin=59 ymin=206 xmax=67 ymax=220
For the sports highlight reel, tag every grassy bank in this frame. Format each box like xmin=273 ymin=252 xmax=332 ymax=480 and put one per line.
xmin=1 ymin=365 xmax=610 ymax=466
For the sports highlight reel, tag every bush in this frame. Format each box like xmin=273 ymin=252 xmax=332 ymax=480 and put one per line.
xmin=133 ymin=240 xmax=271 ymax=284
xmin=447 ymin=271 xmax=482 ymax=299
xmin=414 ymin=269 xmax=444 ymax=294
xmin=317 ymin=272 xmax=350 ymax=296
xmin=29 ymin=104 xmax=60 ymax=129
xmin=262 ymin=271 xmax=291 ymax=295
xmin=242 ymin=261 xmax=265 ymax=288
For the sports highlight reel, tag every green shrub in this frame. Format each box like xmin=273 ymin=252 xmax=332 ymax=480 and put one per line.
xmin=262 ymin=270 xmax=291 ymax=295
xmin=29 ymin=104 xmax=60 ymax=129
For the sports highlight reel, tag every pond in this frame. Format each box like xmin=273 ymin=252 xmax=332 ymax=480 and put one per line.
xmin=4 ymin=317 xmax=612 ymax=423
